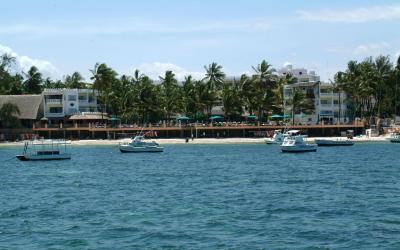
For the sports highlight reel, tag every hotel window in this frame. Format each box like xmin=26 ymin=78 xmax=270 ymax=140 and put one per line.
xmin=333 ymin=100 xmax=339 ymax=105
xmin=78 ymin=95 xmax=87 ymax=101
xmin=68 ymin=95 xmax=77 ymax=101
xmin=320 ymin=88 xmax=330 ymax=93
xmin=49 ymin=107 xmax=62 ymax=113
xmin=68 ymin=108 xmax=78 ymax=114
xmin=320 ymin=100 xmax=330 ymax=105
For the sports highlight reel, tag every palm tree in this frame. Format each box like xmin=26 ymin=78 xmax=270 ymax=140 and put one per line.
xmin=160 ymin=70 xmax=181 ymax=122
xmin=273 ymin=73 xmax=294 ymax=116
xmin=373 ymin=56 xmax=392 ymax=121
xmin=333 ymin=72 xmax=346 ymax=124
xmin=65 ymin=72 xmax=86 ymax=89
xmin=90 ymin=63 xmax=118 ymax=118
xmin=182 ymin=75 xmax=197 ymax=117
xmin=251 ymin=60 xmax=277 ymax=121
xmin=0 ymin=102 xmax=20 ymax=128
xmin=204 ymin=62 xmax=225 ymax=91
xmin=221 ymin=80 xmax=243 ymax=120
xmin=23 ymin=66 xmax=43 ymax=94
xmin=287 ymin=89 xmax=306 ymax=125
xmin=395 ymin=56 xmax=400 ymax=117
xmin=203 ymin=62 xmax=225 ymax=117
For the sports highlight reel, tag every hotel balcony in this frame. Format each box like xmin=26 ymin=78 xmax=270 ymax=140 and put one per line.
xmin=78 ymin=100 xmax=98 ymax=106
xmin=44 ymin=112 xmax=65 ymax=118
xmin=45 ymin=99 xmax=63 ymax=105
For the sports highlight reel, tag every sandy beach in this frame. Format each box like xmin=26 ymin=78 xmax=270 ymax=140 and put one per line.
xmin=0 ymin=135 xmax=392 ymax=147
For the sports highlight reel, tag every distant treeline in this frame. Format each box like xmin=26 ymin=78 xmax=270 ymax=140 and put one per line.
xmin=1 ymin=53 xmax=399 ymax=125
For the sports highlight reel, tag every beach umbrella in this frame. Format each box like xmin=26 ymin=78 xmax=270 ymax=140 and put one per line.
xmin=176 ymin=116 xmax=190 ymax=121
xmin=247 ymin=115 xmax=257 ymax=119
xmin=271 ymin=114 xmax=284 ymax=119
xmin=210 ymin=115 xmax=224 ymax=120
xmin=109 ymin=117 xmax=120 ymax=121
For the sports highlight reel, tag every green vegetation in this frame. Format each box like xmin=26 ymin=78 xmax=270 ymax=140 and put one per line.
xmin=1 ymin=52 xmax=400 ymax=125
xmin=0 ymin=102 xmax=20 ymax=128
xmin=337 ymin=55 xmax=400 ymax=123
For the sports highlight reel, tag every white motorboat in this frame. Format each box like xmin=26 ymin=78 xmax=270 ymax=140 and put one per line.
xmin=280 ymin=135 xmax=317 ymax=153
xmin=315 ymin=138 xmax=354 ymax=146
xmin=119 ymin=136 xmax=164 ymax=153
xmin=389 ymin=135 xmax=400 ymax=143
xmin=16 ymin=140 xmax=71 ymax=161
xmin=265 ymin=130 xmax=285 ymax=144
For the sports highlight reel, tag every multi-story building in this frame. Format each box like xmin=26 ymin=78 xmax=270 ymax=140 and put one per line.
xmin=281 ymin=64 xmax=348 ymax=125
xmin=42 ymin=88 xmax=100 ymax=121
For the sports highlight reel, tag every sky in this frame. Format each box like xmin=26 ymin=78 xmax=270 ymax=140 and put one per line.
xmin=0 ymin=0 xmax=399 ymax=82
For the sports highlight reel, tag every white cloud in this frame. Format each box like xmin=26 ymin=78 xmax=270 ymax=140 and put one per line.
xmin=0 ymin=18 xmax=272 ymax=36
xmin=297 ymin=5 xmax=400 ymax=23
xmin=353 ymin=42 xmax=390 ymax=55
xmin=134 ymin=62 xmax=204 ymax=81
xmin=0 ymin=44 xmax=62 ymax=79
xmin=395 ymin=50 xmax=400 ymax=61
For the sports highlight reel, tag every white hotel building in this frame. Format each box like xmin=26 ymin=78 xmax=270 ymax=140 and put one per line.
xmin=281 ymin=64 xmax=348 ymax=125
xmin=42 ymin=88 xmax=100 ymax=121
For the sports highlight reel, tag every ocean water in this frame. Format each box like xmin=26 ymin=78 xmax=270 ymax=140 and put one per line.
xmin=1 ymin=143 xmax=400 ymax=249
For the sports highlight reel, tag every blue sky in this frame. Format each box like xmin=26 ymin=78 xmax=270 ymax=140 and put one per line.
xmin=1 ymin=0 xmax=399 ymax=81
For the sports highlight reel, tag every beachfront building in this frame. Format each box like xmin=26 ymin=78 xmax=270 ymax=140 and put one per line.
xmin=0 ymin=95 xmax=44 ymax=128
xmin=281 ymin=64 xmax=348 ymax=125
xmin=42 ymin=88 xmax=101 ymax=122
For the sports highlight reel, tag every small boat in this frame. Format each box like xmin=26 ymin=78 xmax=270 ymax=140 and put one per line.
xmin=390 ymin=135 xmax=400 ymax=143
xmin=119 ymin=136 xmax=164 ymax=153
xmin=16 ymin=140 xmax=71 ymax=161
xmin=265 ymin=130 xmax=285 ymax=144
xmin=280 ymin=135 xmax=317 ymax=153
xmin=315 ymin=138 xmax=354 ymax=146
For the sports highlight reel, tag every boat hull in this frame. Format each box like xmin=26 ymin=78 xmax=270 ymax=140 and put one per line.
xmin=265 ymin=139 xmax=279 ymax=145
xmin=119 ymin=145 xmax=164 ymax=153
xmin=390 ymin=139 xmax=400 ymax=143
xmin=16 ymin=154 xmax=71 ymax=161
xmin=315 ymin=139 xmax=354 ymax=146
xmin=280 ymin=145 xmax=317 ymax=153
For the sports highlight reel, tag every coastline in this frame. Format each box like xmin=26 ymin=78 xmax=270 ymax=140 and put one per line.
xmin=0 ymin=136 xmax=392 ymax=147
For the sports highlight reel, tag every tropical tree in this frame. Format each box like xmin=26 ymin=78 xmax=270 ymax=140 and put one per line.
xmin=0 ymin=102 xmax=20 ymax=128
xmin=372 ymin=56 xmax=392 ymax=121
xmin=204 ymin=62 xmax=225 ymax=91
xmin=395 ymin=56 xmax=400 ymax=116
xmin=90 ymin=63 xmax=118 ymax=116
xmin=251 ymin=60 xmax=277 ymax=121
xmin=0 ymin=54 xmax=22 ymax=95
xmin=23 ymin=66 xmax=43 ymax=94
xmin=43 ymin=78 xmax=65 ymax=89
xmin=203 ymin=62 xmax=225 ymax=117
xmin=333 ymin=71 xmax=346 ymax=124
xmin=287 ymin=89 xmax=306 ymax=125
xmin=160 ymin=70 xmax=181 ymax=122
xmin=221 ymin=79 xmax=243 ymax=120
xmin=65 ymin=72 xmax=86 ymax=89
xmin=182 ymin=75 xmax=198 ymax=118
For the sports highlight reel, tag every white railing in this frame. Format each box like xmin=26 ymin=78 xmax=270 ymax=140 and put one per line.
xmin=44 ymin=112 xmax=64 ymax=118
xmin=46 ymin=99 xmax=62 ymax=104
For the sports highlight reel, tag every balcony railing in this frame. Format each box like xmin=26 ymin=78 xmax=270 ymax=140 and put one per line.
xmin=44 ymin=112 xmax=64 ymax=118
xmin=46 ymin=99 xmax=63 ymax=104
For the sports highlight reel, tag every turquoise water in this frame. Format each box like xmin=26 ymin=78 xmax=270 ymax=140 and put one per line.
xmin=1 ymin=143 xmax=400 ymax=249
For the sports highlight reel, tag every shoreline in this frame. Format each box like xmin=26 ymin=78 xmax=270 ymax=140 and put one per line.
xmin=0 ymin=136 xmax=392 ymax=147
